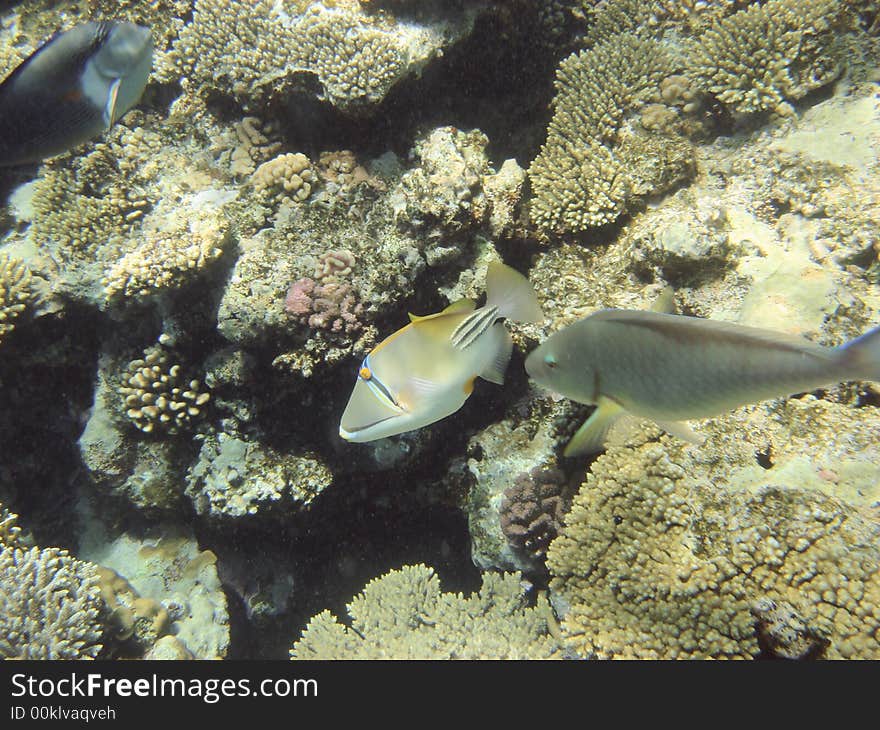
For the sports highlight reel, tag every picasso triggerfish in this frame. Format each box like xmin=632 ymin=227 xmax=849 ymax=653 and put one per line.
xmin=340 ymin=261 xmax=544 ymax=442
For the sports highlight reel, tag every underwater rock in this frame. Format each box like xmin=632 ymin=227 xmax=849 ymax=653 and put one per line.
xmin=751 ymin=597 xmax=830 ymax=660
xmin=185 ymin=432 xmax=332 ymax=520
xmin=79 ymin=519 xmax=230 ymax=660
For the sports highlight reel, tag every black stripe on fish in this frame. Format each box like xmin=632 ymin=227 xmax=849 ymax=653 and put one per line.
xmin=450 ymin=305 xmax=499 ymax=350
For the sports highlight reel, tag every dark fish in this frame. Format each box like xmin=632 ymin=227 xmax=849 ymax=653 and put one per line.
xmin=0 ymin=21 xmax=153 ymax=166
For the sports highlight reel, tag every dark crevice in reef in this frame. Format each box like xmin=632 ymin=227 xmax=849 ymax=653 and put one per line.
xmin=0 ymin=304 xmax=101 ymax=550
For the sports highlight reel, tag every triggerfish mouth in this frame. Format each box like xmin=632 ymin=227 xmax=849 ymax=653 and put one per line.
xmin=339 ymin=261 xmax=544 ymax=442
xmin=525 ymin=308 xmax=880 ymax=457
xmin=0 ymin=21 xmax=153 ymax=167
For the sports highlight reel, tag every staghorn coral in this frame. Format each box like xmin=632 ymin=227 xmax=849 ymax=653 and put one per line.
xmin=102 ymin=213 xmax=229 ymax=302
xmin=687 ymin=0 xmax=848 ymax=116
xmin=0 ymin=501 xmax=22 ymax=549
xmin=528 ymin=33 xmax=674 ymax=234
xmin=0 ymin=547 xmax=104 ymax=660
xmin=291 ymin=564 xmax=561 ymax=659
xmin=252 ymin=152 xmax=317 ymax=207
xmin=547 ymin=427 xmax=880 ymax=659
xmin=0 ymin=252 xmax=33 ymax=345
xmin=118 ymin=344 xmax=210 ymax=435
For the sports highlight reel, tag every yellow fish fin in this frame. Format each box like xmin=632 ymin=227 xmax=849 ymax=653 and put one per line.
xmin=651 ymin=287 xmax=676 ymax=314
xmin=563 ymin=397 xmax=625 ymax=457
xmin=654 ymin=419 xmax=704 ymax=446
xmin=478 ymin=325 xmax=512 ymax=385
xmin=408 ymin=298 xmax=476 ymax=323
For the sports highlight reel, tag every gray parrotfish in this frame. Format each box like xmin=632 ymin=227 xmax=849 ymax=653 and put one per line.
xmin=525 ymin=306 xmax=880 ymax=457
xmin=340 ymin=261 xmax=544 ymax=442
xmin=0 ymin=21 xmax=153 ymax=167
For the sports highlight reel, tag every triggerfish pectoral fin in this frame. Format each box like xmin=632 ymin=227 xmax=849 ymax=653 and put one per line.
xmin=479 ymin=324 xmax=513 ymax=385
xmin=485 ymin=261 xmax=544 ymax=323
xmin=654 ymin=419 xmax=704 ymax=446
xmin=564 ymin=396 xmax=624 ymax=457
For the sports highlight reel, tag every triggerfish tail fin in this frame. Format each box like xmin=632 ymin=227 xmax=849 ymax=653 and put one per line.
xmin=485 ymin=261 xmax=544 ymax=324
xmin=839 ymin=324 xmax=880 ymax=382
xmin=479 ymin=324 xmax=513 ymax=385
xmin=563 ymin=397 xmax=624 ymax=457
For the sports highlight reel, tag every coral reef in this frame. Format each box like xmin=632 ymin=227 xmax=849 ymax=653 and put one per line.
xmin=118 ymin=344 xmax=211 ymax=435
xmin=528 ymin=33 xmax=680 ymax=234
xmin=0 ymin=252 xmax=33 ymax=345
xmin=291 ymin=564 xmax=561 ymax=659
xmin=97 ymin=567 xmax=171 ymax=655
xmin=252 ymin=152 xmax=316 ymax=207
xmin=547 ymin=427 xmax=880 ymax=659
xmin=687 ymin=0 xmax=847 ymax=116
xmin=750 ymin=597 xmax=830 ymax=660
xmin=157 ymin=0 xmax=483 ymax=114
xmin=0 ymin=501 xmax=22 ymax=548
xmin=500 ymin=465 xmax=569 ymax=563
xmin=186 ymin=433 xmax=332 ymax=519
xmin=0 ymin=546 xmax=104 ymax=660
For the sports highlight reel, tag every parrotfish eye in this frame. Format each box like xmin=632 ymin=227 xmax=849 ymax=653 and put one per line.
xmin=544 ymin=353 xmax=558 ymax=369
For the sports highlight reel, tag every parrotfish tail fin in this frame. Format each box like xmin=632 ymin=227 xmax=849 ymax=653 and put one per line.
xmin=485 ymin=261 xmax=544 ymax=324
xmin=839 ymin=324 xmax=880 ymax=382
xmin=480 ymin=324 xmax=513 ymax=385
xmin=654 ymin=419 xmax=704 ymax=446
xmin=563 ymin=397 xmax=624 ymax=457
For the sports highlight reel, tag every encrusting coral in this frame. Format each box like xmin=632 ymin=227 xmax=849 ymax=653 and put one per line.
xmin=0 ymin=546 xmax=104 ymax=660
xmin=547 ymin=426 xmax=880 ymax=659
xmin=118 ymin=344 xmax=210 ymax=435
xmin=291 ymin=564 xmax=562 ymax=659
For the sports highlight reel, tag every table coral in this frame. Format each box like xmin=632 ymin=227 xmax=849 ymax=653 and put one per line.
xmin=547 ymin=427 xmax=880 ymax=659
xmin=0 ymin=546 xmax=104 ymax=660
xmin=291 ymin=564 xmax=561 ymax=659
xmin=0 ymin=252 xmax=33 ymax=345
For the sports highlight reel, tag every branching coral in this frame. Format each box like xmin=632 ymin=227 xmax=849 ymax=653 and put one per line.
xmin=528 ymin=33 xmax=674 ymax=233
xmin=687 ymin=0 xmax=847 ymax=115
xmin=547 ymin=427 xmax=880 ymax=659
xmin=119 ymin=344 xmax=210 ymax=435
xmin=291 ymin=564 xmax=561 ymax=659
xmin=158 ymin=0 xmax=463 ymax=113
xmin=102 ymin=213 xmax=229 ymax=301
xmin=0 ymin=252 xmax=33 ymax=345
xmin=0 ymin=501 xmax=22 ymax=549
xmin=0 ymin=547 xmax=104 ymax=659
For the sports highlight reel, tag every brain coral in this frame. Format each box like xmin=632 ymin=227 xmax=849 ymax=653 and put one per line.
xmin=528 ymin=33 xmax=672 ymax=233
xmin=687 ymin=0 xmax=847 ymax=115
xmin=0 ymin=547 xmax=105 ymax=660
xmin=547 ymin=428 xmax=880 ymax=659
xmin=291 ymin=564 xmax=561 ymax=659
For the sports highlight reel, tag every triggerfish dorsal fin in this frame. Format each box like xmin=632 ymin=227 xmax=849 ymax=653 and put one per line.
xmin=485 ymin=261 xmax=543 ymax=323
xmin=408 ymin=298 xmax=475 ymax=323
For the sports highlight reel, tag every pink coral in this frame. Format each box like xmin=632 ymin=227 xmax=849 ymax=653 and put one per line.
xmin=285 ymin=278 xmax=363 ymax=335
xmin=285 ymin=278 xmax=316 ymax=316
